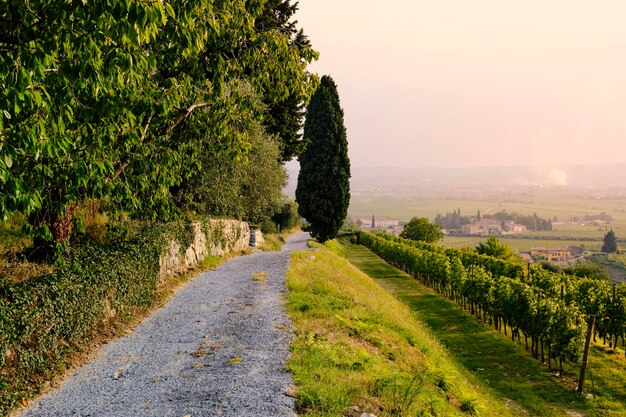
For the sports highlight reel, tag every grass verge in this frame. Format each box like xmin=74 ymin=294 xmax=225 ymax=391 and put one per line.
xmin=341 ymin=241 xmax=626 ymax=417
xmin=260 ymin=229 xmax=299 ymax=251
xmin=286 ymin=241 xmax=519 ymax=417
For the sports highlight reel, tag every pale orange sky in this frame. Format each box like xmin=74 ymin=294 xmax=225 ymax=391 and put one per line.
xmin=296 ymin=1 xmax=626 ymax=168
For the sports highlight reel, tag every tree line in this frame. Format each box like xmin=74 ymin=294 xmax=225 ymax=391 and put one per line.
xmin=434 ymin=209 xmax=553 ymax=231
xmin=359 ymin=232 xmax=626 ymax=372
xmin=0 ymin=0 xmax=317 ymax=253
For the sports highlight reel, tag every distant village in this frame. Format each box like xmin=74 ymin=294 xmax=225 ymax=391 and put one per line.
xmin=350 ymin=214 xmax=403 ymax=235
xmin=351 ymin=210 xmax=585 ymax=263
xmin=460 ymin=218 xmax=527 ymax=235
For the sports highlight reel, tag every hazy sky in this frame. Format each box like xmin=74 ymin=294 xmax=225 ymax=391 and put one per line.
xmin=295 ymin=1 xmax=626 ymax=168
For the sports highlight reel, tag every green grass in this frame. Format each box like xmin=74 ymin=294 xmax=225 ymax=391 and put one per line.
xmin=339 ymin=241 xmax=626 ymax=417
xmin=286 ymin=242 xmax=519 ymax=417
xmin=259 ymin=229 xmax=299 ymax=251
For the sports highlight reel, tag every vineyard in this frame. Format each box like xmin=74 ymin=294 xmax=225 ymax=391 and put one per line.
xmin=358 ymin=232 xmax=626 ymax=374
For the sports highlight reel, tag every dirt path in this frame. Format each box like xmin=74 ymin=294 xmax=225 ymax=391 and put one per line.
xmin=18 ymin=232 xmax=310 ymax=417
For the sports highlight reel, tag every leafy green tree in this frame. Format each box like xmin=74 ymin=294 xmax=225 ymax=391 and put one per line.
xmin=175 ymin=90 xmax=287 ymax=230
xmin=272 ymin=198 xmax=300 ymax=232
xmin=602 ymin=229 xmax=618 ymax=253
xmin=0 ymin=1 xmax=318 ymax=252
xmin=476 ymin=237 xmax=516 ymax=261
xmin=254 ymin=0 xmax=318 ymax=161
xmin=296 ymin=75 xmax=350 ymax=242
xmin=400 ymin=217 xmax=444 ymax=243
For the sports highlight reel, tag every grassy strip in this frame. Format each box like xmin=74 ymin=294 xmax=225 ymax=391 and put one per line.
xmin=341 ymin=241 xmax=626 ymax=417
xmin=286 ymin=241 xmax=519 ymax=417
xmin=260 ymin=229 xmax=299 ymax=251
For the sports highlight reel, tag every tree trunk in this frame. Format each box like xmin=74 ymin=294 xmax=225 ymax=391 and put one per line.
xmin=28 ymin=200 xmax=77 ymax=258
xmin=52 ymin=201 xmax=78 ymax=242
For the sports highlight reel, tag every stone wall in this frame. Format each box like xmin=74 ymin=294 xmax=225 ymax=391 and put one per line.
xmin=158 ymin=219 xmax=251 ymax=283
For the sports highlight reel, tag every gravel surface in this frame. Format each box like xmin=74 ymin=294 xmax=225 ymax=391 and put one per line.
xmin=19 ymin=232 xmax=310 ymax=417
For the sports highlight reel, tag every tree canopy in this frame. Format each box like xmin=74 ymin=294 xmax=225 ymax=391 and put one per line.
xmin=174 ymin=85 xmax=287 ymax=231
xmin=400 ymin=217 xmax=444 ymax=243
xmin=0 ymin=0 xmax=317 ymax=249
xmin=296 ymin=75 xmax=350 ymax=242
xmin=602 ymin=229 xmax=618 ymax=254
xmin=476 ymin=236 xmax=517 ymax=262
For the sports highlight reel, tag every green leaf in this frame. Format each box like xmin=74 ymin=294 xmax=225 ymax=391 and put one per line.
xmin=165 ymin=3 xmax=175 ymax=18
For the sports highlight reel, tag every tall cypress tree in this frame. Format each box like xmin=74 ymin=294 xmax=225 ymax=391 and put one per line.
xmin=296 ymin=75 xmax=350 ymax=242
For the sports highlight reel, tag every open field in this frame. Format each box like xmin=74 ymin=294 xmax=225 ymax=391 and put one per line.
xmin=339 ymin=241 xmax=626 ymax=417
xmin=350 ymin=190 xmax=626 ymax=237
xmin=513 ymin=224 xmax=608 ymax=239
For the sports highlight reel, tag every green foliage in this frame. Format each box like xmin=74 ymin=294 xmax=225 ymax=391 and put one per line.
xmin=460 ymin=398 xmax=478 ymax=415
xmin=272 ymin=198 xmax=301 ymax=232
xmin=563 ymin=261 xmax=608 ymax=281
xmin=400 ymin=217 xmax=444 ymax=243
xmin=175 ymin=94 xmax=287 ymax=231
xmin=0 ymin=220 xmax=238 ymax=414
xmin=476 ymin=237 xmax=517 ymax=262
xmin=489 ymin=211 xmax=553 ymax=231
xmin=0 ymin=0 xmax=318 ymax=248
xmin=377 ymin=232 xmax=525 ymax=280
xmin=602 ymin=229 xmax=618 ymax=253
xmin=296 ymin=75 xmax=350 ymax=242
xmin=286 ymin=243 xmax=516 ymax=417
xmin=254 ymin=0 xmax=318 ymax=161
xmin=359 ymin=232 xmax=626 ymax=371
xmin=434 ymin=208 xmax=472 ymax=229
xmin=0 ymin=228 xmax=156 ymax=414
xmin=343 ymin=242 xmax=607 ymax=417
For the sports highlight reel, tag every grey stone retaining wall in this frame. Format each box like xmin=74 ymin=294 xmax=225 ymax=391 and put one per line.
xmin=158 ymin=219 xmax=253 ymax=283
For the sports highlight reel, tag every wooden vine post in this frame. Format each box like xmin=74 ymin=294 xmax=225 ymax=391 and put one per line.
xmin=577 ymin=314 xmax=595 ymax=393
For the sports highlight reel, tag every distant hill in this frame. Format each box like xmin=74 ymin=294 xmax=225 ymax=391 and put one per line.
xmin=285 ymin=163 xmax=626 ymax=196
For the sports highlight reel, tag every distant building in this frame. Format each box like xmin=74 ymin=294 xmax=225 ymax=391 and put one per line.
xmin=461 ymin=219 xmax=501 ymax=236
xmin=503 ymin=220 xmax=527 ymax=233
xmin=460 ymin=219 xmax=526 ymax=236
xmin=352 ymin=214 xmax=399 ymax=230
xmin=529 ymin=246 xmax=582 ymax=262
xmin=373 ymin=215 xmax=399 ymax=228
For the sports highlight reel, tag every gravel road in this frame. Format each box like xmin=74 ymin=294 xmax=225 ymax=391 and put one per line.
xmin=18 ymin=232 xmax=310 ymax=417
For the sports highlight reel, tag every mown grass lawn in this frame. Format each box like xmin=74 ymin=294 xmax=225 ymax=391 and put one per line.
xmin=341 ymin=241 xmax=626 ymax=417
